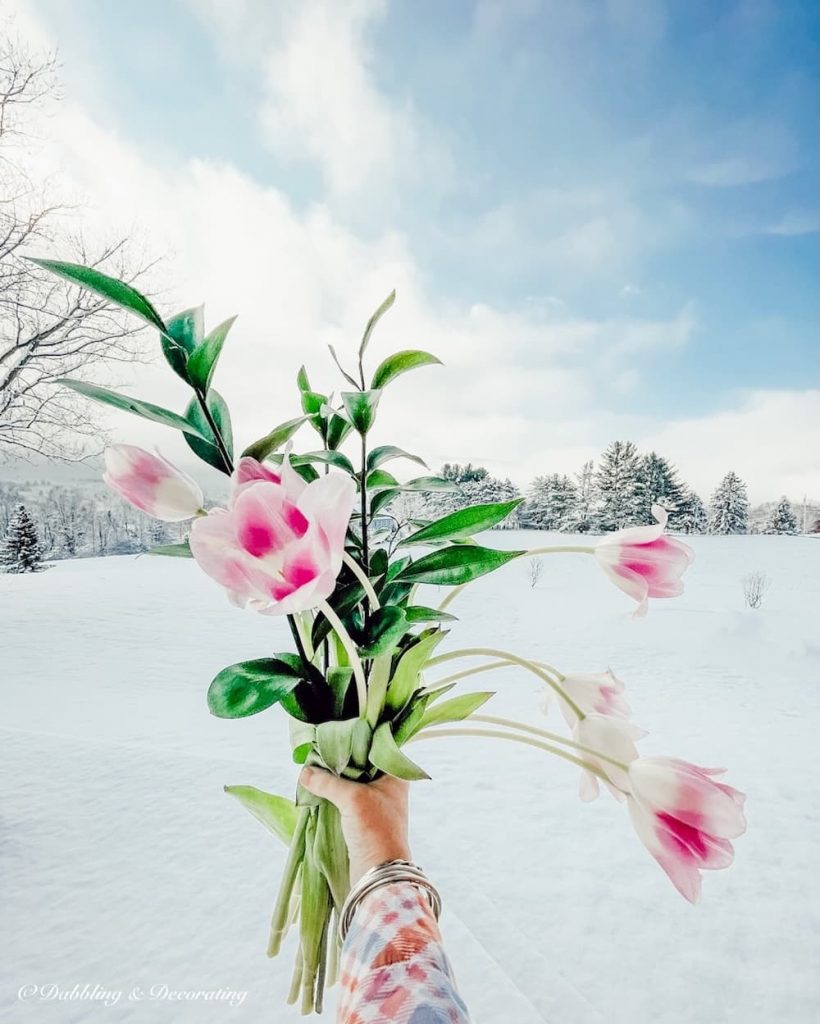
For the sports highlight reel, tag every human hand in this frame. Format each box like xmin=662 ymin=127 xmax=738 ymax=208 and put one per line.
xmin=298 ymin=767 xmax=412 ymax=885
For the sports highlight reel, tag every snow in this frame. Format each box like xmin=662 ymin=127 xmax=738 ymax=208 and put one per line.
xmin=1 ymin=532 xmax=819 ymax=1023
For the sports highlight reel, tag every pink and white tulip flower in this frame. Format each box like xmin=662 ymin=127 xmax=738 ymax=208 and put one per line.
xmin=103 ymin=445 xmax=204 ymax=522
xmin=594 ymin=504 xmax=694 ymax=617
xmin=626 ymin=756 xmax=746 ymax=903
xmin=188 ymin=450 xmax=356 ymax=616
xmin=555 ymin=668 xmax=632 ymax=728
xmin=573 ymin=712 xmax=644 ymax=803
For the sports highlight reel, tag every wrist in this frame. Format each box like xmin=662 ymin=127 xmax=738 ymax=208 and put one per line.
xmin=352 ymin=843 xmax=412 ymax=884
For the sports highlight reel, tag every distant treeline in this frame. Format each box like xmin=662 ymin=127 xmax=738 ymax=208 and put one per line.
xmin=1 ymin=439 xmax=816 ymax=566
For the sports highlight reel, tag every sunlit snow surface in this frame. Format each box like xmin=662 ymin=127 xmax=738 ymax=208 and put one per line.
xmin=1 ymin=532 xmax=818 ymax=1023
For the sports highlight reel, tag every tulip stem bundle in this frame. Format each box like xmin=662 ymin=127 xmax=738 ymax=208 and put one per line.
xmin=407 ymin=726 xmax=614 ymax=781
xmin=426 ymin=646 xmax=587 ymax=721
xmin=29 ymin=258 xmax=746 ymax=1015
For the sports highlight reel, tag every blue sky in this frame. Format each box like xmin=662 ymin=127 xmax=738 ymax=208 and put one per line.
xmin=11 ymin=0 xmax=820 ymax=499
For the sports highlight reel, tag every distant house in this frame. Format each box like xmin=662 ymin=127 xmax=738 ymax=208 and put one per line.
xmin=811 ymin=519 xmax=820 ymax=534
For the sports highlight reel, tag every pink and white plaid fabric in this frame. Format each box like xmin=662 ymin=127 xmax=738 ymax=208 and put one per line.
xmin=338 ymin=881 xmax=471 ymax=1024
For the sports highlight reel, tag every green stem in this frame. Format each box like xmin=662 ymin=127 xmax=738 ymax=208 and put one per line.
xmin=437 ymin=545 xmax=596 ymax=612
xmin=317 ymin=599 xmax=367 ymax=714
xmin=426 ymin=646 xmax=585 ymax=720
xmin=287 ymin=614 xmax=311 ymax=667
xmin=431 ymin=661 xmax=512 ymax=686
xmin=268 ymin=806 xmax=309 ymax=957
xmin=286 ymin=949 xmax=303 ymax=1005
xmin=360 ymin=432 xmax=369 ymax=576
xmin=470 ymin=713 xmax=630 ymax=771
xmin=407 ymin=726 xmax=611 ymax=781
xmin=342 ymin=549 xmax=380 ymax=610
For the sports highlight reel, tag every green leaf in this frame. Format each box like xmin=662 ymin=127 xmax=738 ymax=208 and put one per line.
xmin=418 ymin=680 xmax=457 ymax=702
xmin=393 ymin=692 xmax=431 ymax=744
xmin=357 ymin=606 xmax=408 ymax=658
xmin=404 ymin=605 xmax=458 ymax=623
xmin=327 ymin=665 xmax=354 ymax=718
xmin=401 ymin=499 xmax=523 ymax=546
xmin=187 ymin=315 xmax=236 ymax=393
xmin=315 ymin=719 xmax=358 ymax=774
xmin=369 ymin=547 xmax=389 ymax=580
xmin=418 ymin=691 xmax=494 ymax=729
xmin=162 ymin=306 xmax=204 ymax=381
xmin=300 ymin=388 xmax=328 ymax=432
xmin=184 ymin=390 xmax=234 ymax=474
xmin=366 ymin=445 xmax=428 ymax=474
xmin=359 ymin=290 xmax=396 ymax=362
xmin=289 ymin=719 xmax=316 ymax=764
xmin=401 ymin=475 xmax=461 ymax=492
xmin=365 ymin=468 xmax=399 ymax=490
xmin=396 ymin=545 xmax=525 ymax=586
xmin=296 ymin=365 xmax=311 ymax=392
xmin=370 ymin=488 xmax=400 ymax=516
xmin=223 ymin=785 xmax=298 ymax=846
xmin=146 ymin=541 xmax=193 ymax=557
xmin=56 ymin=379 xmax=209 ymax=440
xmin=241 ymin=415 xmax=307 ymax=461
xmin=384 ymin=554 xmax=412 ymax=582
xmin=368 ymin=476 xmax=459 ymax=518
xmin=292 ymin=450 xmax=355 ymax=475
xmin=350 ymin=718 xmax=372 ymax=769
xmin=369 ymin=721 xmax=430 ymax=780
xmin=341 ymin=389 xmax=382 ymax=435
xmin=326 ymin=409 xmax=353 ymax=449
xmin=384 ymin=628 xmax=448 ymax=713
xmin=207 ymin=656 xmax=303 ymax=718
xmin=328 ymin=344 xmax=360 ymax=388
xmin=371 ymin=349 xmax=442 ymax=390
xmin=27 ymin=258 xmax=166 ymax=331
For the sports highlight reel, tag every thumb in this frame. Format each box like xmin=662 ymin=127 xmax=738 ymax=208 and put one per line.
xmin=299 ymin=765 xmax=356 ymax=810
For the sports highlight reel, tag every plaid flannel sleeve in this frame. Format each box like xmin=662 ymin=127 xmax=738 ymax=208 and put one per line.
xmin=337 ymin=880 xmax=471 ymax=1024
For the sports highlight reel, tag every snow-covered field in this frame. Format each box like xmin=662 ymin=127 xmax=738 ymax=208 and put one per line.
xmin=1 ymin=532 xmax=818 ymax=1023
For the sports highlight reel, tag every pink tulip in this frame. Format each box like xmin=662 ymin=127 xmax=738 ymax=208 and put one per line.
xmin=103 ymin=445 xmax=204 ymax=522
xmin=573 ymin=712 xmax=643 ymax=803
xmin=188 ymin=449 xmax=356 ymax=616
xmin=556 ymin=668 xmax=632 ymax=728
xmin=626 ymin=756 xmax=746 ymax=903
xmin=594 ymin=504 xmax=695 ymax=617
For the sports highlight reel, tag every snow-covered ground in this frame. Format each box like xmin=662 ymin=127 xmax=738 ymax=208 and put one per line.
xmin=1 ymin=532 xmax=818 ymax=1023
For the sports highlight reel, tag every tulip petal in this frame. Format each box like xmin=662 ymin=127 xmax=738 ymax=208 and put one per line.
xmin=233 ymin=484 xmax=302 ymax=558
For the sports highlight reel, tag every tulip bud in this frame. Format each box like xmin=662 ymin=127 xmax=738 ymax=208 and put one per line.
xmin=103 ymin=445 xmax=204 ymax=522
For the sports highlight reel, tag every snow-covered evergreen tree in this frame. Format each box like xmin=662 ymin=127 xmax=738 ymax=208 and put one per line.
xmin=568 ymin=460 xmax=598 ymax=533
xmin=677 ymin=490 xmax=708 ymax=534
xmin=594 ymin=441 xmax=643 ymax=531
xmin=0 ymin=503 xmax=43 ymax=573
xmin=709 ymin=472 xmax=749 ymax=535
xmin=522 ymin=474 xmax=577 ymax=530
xmin=421 ymin=464 xmax=521 ymax=528
xmin=764 ymin=497 xmax=799 ymax=535
xmin=637 ymin=452 xmax=687 ymax=527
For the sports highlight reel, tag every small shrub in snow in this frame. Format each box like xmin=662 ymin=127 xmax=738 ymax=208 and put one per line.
xmin=742 ymin=571 xmax=770 ymax=609
xmin=527 ymin=556 xmax=544 ymax=588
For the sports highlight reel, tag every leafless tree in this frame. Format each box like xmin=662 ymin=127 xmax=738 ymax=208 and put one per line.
xmin=0 ymin=30 xmax=154 ymax=461
xmin=527 ymin=555 xmax=543 ymax=588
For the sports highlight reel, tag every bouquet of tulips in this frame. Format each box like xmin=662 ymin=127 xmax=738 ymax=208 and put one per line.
xmin=31 ymin=257 xmax=747 ymax=1015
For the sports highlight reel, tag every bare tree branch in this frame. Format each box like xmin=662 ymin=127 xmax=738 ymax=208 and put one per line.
xmin=0 ymin=29 xmax=159 ymax=462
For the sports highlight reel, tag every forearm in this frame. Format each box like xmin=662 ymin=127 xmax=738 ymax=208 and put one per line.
xmin=338 ymin=880 xmax=471 ymax=1023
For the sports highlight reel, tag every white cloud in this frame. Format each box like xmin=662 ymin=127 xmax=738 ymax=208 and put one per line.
xmin=190 ymin=0 xmax=450 ymax=205
xmin=5 ymin=0 xmax=816 ymax=508
xmin=636 ymin=390 xmax=820 ymax=504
